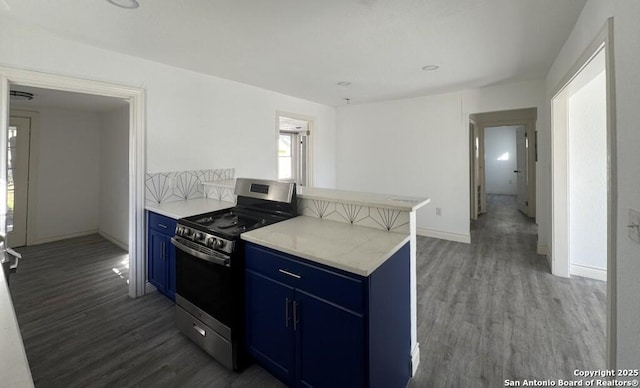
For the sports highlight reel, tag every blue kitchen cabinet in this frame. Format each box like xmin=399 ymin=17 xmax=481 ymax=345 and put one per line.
xmin=245 ymin=242 xmax=411 ymax=388
xmin=147 ymin=211 xmax=177 ymax=301
xmin=245 ymin=270 xmax=296 ymax=383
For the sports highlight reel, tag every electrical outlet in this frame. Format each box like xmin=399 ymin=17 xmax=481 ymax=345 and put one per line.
xmin=436 ymin=207 xmax=442 ymax=216
xmin=168 ymin=177 xmax=177 ymax=188
xmin=629 ymin=208 xmax=640 ymax=244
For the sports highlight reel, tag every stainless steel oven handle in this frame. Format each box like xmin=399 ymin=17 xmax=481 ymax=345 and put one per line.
xmin=192 ymin=323 xmax=206 ymax=337
xmin=171 ymin=237 xmax=230 ymax=267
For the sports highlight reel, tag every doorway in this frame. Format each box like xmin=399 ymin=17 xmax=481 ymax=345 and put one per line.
xmin=550 ymin=19 xmax=615 ymax=369
xmin=552 ymin=47 xmax=607 ymax=281
xmin=0 ymin=66 xmax=146 ymax=298
xmin=7 ymin=115 xmax=31 ymax=247
xmin=469 ymin=108 xmax=537 ymax=226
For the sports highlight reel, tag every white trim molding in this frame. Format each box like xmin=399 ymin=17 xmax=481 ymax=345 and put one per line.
xmin=410 ymin=342 xmax=420 ymax=377
xmin=0 ymin=65 xmax=146 ymax=299
xmin=536 ymin=243 xmax=549 ymax=256
xmin=571 ymin=264 xmax=607 ymax=282
xmin=417 ymin=227 xmax=471 ymax=244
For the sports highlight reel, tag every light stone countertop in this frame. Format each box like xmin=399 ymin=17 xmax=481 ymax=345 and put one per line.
xmin=297 ymin=186 xmax=430 ymax=212
xmin=145 ymin=198 xmax=235 ymax=219
xmin=0 ymin=249 xmax=34 ymax=387
xmin=241 ymin=216 xmax=410 ymax=277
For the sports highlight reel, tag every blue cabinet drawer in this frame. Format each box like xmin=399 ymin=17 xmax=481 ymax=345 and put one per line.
xmin=148 ymin=212 xmax=177 ymax=234
xmin=245 ymin=243 xmax=365 ymax=314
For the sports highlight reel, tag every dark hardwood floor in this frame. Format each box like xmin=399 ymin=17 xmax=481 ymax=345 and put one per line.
xmin=11 ymin=235 xmax=284 ymax=388
xmin=10 ymin=196 xmax=606 ymax=387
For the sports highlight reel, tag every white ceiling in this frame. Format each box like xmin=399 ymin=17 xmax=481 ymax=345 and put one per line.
xmin=9 ymin=85 xmax=128 ymax=113
xmin=1 ymin=0 xmax=586 ymax=107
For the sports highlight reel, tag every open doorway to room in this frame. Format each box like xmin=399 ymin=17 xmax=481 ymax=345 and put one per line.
xmin=8 ymin=86 xmax=130 ymax=251
xmin=468 ymin=109 xmax=537 ymax=232
xmin=1 ymin=67 xmax=145 ymax=298
xmin=553 ymin=49 xmax=607 ymax=281
xmin=276 ymin=113 xmax=314 ymax=187
xmin=550 ymin=19 xmax=615 ymax=369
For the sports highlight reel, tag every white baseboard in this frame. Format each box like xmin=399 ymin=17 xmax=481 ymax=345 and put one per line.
xmin=411 ymin=342 xmax=420 ymax=377
xmin=99 ymin=230 xmax=129 ymax=251
xmin=571 ymin=264 xmax=607 ymax=282
xmin=144 ymin=281 xmax=157 ymax=295
xmin=536 ymin=243 xmax=552 ymax=269
xmin=416 ymin=228 xmax=471 ymax=244
xmin=28 ymin=229 xmax=99 ymax=246
xmin=536 ymin=243 xmax=549 ymax=256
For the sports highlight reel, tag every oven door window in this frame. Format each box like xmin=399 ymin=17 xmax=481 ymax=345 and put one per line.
xmin=175 ymin=250 xmax=233 ymax=327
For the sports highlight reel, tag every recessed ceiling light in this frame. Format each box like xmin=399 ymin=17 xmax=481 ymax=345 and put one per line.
xmin=106 ymin=0 xmax=139 ymax=9
xmin=337 ymin=81 xmax=351 ymax=87
xmin=422 ymin=65 xmax=440 ymax=71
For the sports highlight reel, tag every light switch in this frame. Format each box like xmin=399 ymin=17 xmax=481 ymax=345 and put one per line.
xmin=629 ymin=208 xmax=640 ymax=244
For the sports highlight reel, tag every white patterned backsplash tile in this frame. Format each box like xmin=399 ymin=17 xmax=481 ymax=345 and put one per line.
xmin=298 ymin=198 xmax=409 ymax=233
xmin=145 ymin=168 xmax=234 ymax=205
xmin=202 ymin=185 xmax=236 ymax=202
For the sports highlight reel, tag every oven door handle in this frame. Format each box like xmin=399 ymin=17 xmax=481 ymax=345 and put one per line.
xmin=171 ymin=237 xmax=230 ymax=267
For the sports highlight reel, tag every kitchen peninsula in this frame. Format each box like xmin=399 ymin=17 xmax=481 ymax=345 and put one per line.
xmin=242 ymin=186 xmax=429 ymax=386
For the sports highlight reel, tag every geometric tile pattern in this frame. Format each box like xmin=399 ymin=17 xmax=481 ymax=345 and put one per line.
xmin=298 ymin=198 xmax=410 ymax=233
xmin=202 ymin=184 xmax=236 ymax=202
xmin=145 ymin=168 xmax=234 ymax=205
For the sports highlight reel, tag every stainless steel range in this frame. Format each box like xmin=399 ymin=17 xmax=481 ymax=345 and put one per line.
xmin=171 ymin=178 xmax=297 ymax=370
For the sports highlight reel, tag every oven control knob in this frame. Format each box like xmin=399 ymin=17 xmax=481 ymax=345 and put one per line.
xmin=183 ymin=228 xmax=192 ymax=237
xmin=177 ymin=226 xmax=185 ymax=236
xmin=194 ymin=232 xmax=204 ymax=241
xmin=207 ymin=238 xmax=222 ymax=249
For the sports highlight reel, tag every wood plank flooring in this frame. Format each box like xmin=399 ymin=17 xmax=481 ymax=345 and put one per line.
xmin=10 ymin=234 xmax=284 ymax=388
xmin=409 ymin=194 xmax=606 ymax=387
xmin=9 ymin=195 xmax=606 ymax=387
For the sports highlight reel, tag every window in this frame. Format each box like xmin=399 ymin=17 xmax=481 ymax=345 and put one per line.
xmin=277 ymin=115 xmax=310 ymax=186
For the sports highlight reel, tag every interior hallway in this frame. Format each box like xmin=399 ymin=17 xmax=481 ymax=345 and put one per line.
xmin=409 ymin=194 xmax=606 ymax=387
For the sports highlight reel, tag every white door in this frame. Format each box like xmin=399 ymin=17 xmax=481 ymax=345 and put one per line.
xmin=7 ymin=116 xmax=31 ymax=247
xmin=515 ymin=126 xmax=528 ymax=215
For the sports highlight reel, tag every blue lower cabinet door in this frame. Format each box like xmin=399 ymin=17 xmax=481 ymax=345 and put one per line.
xmin=148 ymin=230 xmax=167 ymax=294
xmin=296 ymin=291 xmax=365 ymax=388
xmin=246 ymin=270 xmax=296 ymax=385
xmin=166 ymin=241 xmax=176 ymax=301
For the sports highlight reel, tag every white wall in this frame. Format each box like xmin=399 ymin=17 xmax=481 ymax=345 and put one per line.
xmin=30 ymin=107 xmax=101 ymax=243
xmin=99 ymin=106 xmax=129 ymax=249
xmin=335 ymin=80 xmax=544 ymax=242
xmin=568 ymin=70 xmax=607 ymax=273
xmin=544 ymin=0 xmax=640 ymax=369
xmin=484 ymin=126 xmax=518 ymax=195
xmin=0 ymin=15 xmax=336 ymax=187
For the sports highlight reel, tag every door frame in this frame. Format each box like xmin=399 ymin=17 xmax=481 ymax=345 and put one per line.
xmin=0 ymin=66 xmax=146 ymax=298
xmin=550 ymin=18 xmax=616 ymax=369
xmin=9 ymin=110 xmax=39 ymax=247
xmin=469 ymin=108 xmax=537 ymax=219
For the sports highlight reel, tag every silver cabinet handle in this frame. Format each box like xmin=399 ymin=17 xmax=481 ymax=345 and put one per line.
xmin=192 ymin=323 xmax=206 ymax=337
xmin=161 ymin=241 xmax=165 ymax=260
xmin=285 ymin=298 xmax=291 ymax=328
xmin=158 ymin=223 xmax=168 ymax=229
xmin=293 ymin=301 xmax=299 ymax=331
xmin=279 ymin=269 xmax=301 ymax=279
